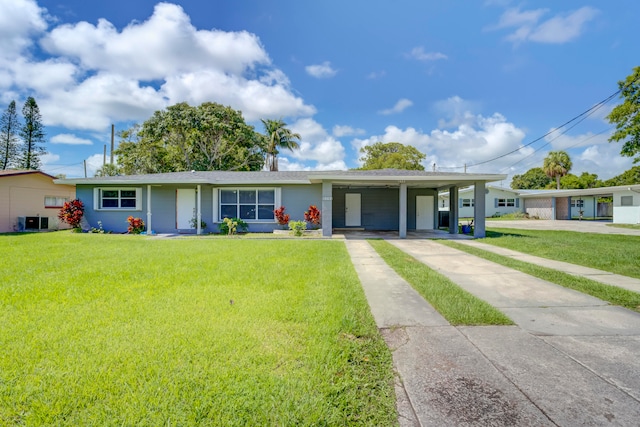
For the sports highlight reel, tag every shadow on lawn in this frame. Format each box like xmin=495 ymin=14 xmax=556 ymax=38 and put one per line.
xmin=482 ymin=230 xmax=531 ymax=239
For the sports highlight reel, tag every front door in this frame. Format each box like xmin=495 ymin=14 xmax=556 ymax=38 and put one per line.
xmin=176 ymin=188 xmax=196 ymax=229
xmin=416 ymin=195 xmax=434 ymax=230
xmin=345 ymin=193 xmax=361 ymax=227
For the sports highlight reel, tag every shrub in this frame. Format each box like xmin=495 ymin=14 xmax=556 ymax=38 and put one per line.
xmin=218 ymin=217 xmax=248 ymax=235
xmin=304 ymin=205 xmax=321 ymax=227
xmin=58 ymin=199 xmax=85 ymax=229
xmin=274 ymin=206 xmax=290 ymax=226
xmin=289 ymin=220 xmax=307 ymax=237
xmin=127 ymin=216 xmax=145 ymax=234
xmin=189 ymin=217 xmax=207 ymax=230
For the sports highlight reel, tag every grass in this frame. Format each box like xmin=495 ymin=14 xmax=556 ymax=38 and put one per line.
xmin=607 ymin=223 xmax=640 ymax=230
xmin=440 ymin=241 xmax=640 ymax=313
xmin=483 ymin=227 xmax=640 ymax=279
xmin=0 ymin=232 xmax=396 ymax=426
xmin=368 ymin=240 xmax=513 ymax=326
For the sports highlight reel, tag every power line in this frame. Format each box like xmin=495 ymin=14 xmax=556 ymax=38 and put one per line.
xmin=463 ymin=89 xmax=620 ymax=170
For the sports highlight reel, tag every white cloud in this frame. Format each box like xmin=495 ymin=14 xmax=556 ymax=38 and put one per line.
xmin=366 ymin=70 xmax=386 ymax=79
xmin=333 ymin=125 xmax=365 ymax=137
xmin=379 ymin=98 xmax=413 ymax=115
xmin=0 ymin=2 xmax=315 ymax=132
xmin=0 ymin=0 xmax=47 ymax=59
xmin=490 ymin=6 xmax=599 ymax=44
xmin=41 ymin=3 xmax=270 ymax=80
xmin=355 ymin=103 xmax=529 ymax=173
xmin=407 ymin=47 xmax=448 ymax=61
xmin=288 ymin=118 xmax=346 ymax=168
xmin=51 ymin=133 xmax=93 ymax=145
xmin=305 ymin=61 xmax=337 ymax=79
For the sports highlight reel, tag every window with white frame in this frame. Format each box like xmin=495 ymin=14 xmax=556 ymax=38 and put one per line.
xmin=461 ymin=198 xmax=474 ymax=207
xmin=497 ymin=198 xmax=516 ymax=207
xmin=45 ymin=196 xmax=69 ymax=208
xmin=218 ymin=189 xmax=276 ymax=221
xmin=571 ymin=199 xmax=584 ymax=208
xmin=94 ymin=188 xmax=142 ymax=210
xmin=621 ymin=195 xmax=633 ymax=206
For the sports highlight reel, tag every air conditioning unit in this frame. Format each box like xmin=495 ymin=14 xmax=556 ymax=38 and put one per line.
xmin=17 ymin=216 xmax=51 ymax=231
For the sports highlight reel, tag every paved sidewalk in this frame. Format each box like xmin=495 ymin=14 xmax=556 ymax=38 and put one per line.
xmin=486 ymin=219 xmax=640 ymax=236
xmin=453 ymin=239 xmax=640 ymax=293
xmin=346 ymin=239 xmax=640 ymax=426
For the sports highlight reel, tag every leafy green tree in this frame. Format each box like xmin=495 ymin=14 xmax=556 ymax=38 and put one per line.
xmin=18 ymin=97 xmax=46 ymax=170
xmin=95 ymin=163 xmax=121 ymax=177
xmin=359 ymin=142 xmax=426 ymax=170
xmin=261 ymin=119 xmax=301 ymax=171
xmin=0 ymin=100 xmax=20 ymax=170
xmin=511 ymin=167 xmax=552 ymax=189
xmin=543 ymin=150 xmax=572 ymax=190
xmin=607 ymin=66 xmax=640 ymax=162
xmin=603 ymin=165 xmax=640 ymax=186
xmin=115 ymin=103 xmax=266 ymax=174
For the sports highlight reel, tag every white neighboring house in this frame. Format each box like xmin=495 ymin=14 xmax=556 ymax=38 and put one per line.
xmin=612 ymin=185 xmax=640 ymax=224
xmin=439 ymin=185 xmax=522 ymax=217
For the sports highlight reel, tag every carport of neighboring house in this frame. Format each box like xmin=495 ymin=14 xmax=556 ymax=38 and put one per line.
xmin=55 ymin=170 xmax=507 ymax=238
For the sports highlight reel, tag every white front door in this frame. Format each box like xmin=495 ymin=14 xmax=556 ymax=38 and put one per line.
xmin=345 ymin=193 xmax=361 ymax=226
xmin=416 ymin=195 xmax=434 ymax=230
xmin=176 ymin=189 xmax=196 ymax=229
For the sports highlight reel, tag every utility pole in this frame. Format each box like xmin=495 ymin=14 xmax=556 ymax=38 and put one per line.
xmin=110 ymin=124 xmax=115 ymax=165
xmin=83 ymin=160 xmax=87 ymax=178
xmin=103 ymin=145 xmax=106 ymax=166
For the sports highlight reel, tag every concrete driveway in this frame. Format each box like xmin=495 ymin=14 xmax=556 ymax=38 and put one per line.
xmin=346 ymin=238 xmax=640 ymax=426
xmin=486 ymin=219 xmax=640 ymax=236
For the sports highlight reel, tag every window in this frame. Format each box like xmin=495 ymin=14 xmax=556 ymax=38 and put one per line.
xmin=571 ymin=199 xmax=584 ymax=208
xmin=45 ymin=196 xmax=69 ymax=208
xmin=621 ymin=195 xmax=633 ymax=207
xmin=218 ymin=189 xmax=276 ymax=221
xmin=94 ymin=188 xmax=142 ymax=210
xmin=461 ymin=198 xmax=474 ymax=207
xmin=497 ymin=198 xmax=516 ymax=207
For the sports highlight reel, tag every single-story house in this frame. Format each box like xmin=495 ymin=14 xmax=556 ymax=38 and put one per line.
xmin=518 ymin=188 xmax=616 ymax=220
xmin=611 ymin=185 xmax=640 ymax=224
xmin=0 ymin=170 xmax=76 ymax=233
xmin=438 ymin=185 xmax=523 ymax=217
xmin=55 ymin=169 xmax=508 ymax=238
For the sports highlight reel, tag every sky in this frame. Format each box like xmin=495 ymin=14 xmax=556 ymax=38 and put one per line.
xmin=2 ymin=0 xmax=639 ymax=182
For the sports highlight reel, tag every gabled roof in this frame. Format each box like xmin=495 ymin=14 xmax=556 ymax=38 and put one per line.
xmin=0 ymin=170 xmax=56 ymax=179
xmin=55 ymin=169 xmax=508 ymax=189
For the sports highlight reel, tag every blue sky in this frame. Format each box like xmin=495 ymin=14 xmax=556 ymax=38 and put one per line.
xmin=2 ymin=0 xmax=639 ymax=181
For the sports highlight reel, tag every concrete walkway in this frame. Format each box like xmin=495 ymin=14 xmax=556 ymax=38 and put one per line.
xmin=486 ymin=219 xmax=640 ymax=236
xmin=345 ymin=238 xmax=640 ymax=426
xmin=453 ymin=239 xmax=640 ymax=293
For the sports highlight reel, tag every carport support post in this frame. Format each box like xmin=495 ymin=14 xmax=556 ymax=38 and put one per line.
xmin=146 ymin=185 xmax=152 ymax=234
xmin=449 ymin=186 xmax=459 ymax=234
xmin=196 ymin=184 xmax=202 ymax=235
xmin=399 ymin=182 xmax=407 ymax=238
xmin=473 ymin=182 xmax=486 ymax=238
xmin=321 ymin=181 xmax=333 ymax=237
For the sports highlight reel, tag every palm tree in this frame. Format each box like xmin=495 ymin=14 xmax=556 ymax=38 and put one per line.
xmin=543 ymin=150 xmax=572 ymax=189
xmin=261 ymin=119 xmax=301 ymax=171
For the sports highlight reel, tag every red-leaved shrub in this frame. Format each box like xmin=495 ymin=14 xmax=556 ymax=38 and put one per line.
xmin=274 ymin=206 xmax=290 ymax=226
xmin=58 ymin=199 xmax=84 ymax=229
xmin=304 ymin=205 xmax=321 ymax=225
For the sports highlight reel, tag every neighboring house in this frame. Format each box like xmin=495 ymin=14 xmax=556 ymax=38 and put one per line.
xmin=439 ymin=185 xmax=522 ymax=217
xmin=517 ymin=189 xmax=604 ymax=220
xmin=0 ymin=170 xmax=76 ymax=233
xmin=55 ymin=169 xmax=507 ymax=238
xmin=611 ymin=185 xmax=640 ymax=224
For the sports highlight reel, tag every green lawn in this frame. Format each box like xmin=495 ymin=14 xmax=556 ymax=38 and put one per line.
xmin=0 ymin=233 xmax=396 ymax=426
xmin=368 ymin=240 xmax=513 ymax=326
xmin=483 ymin=227 xmax=640 ymax=279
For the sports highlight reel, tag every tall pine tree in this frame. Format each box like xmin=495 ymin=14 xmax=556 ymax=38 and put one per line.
xmin=19 ymin=97 xmax=46 ymax=170
xmin=0 ymin=100 xmax=20 ymax=170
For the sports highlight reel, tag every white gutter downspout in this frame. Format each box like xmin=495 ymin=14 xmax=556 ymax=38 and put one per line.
xmin=146 ymin=185 xmax=152 ymax=234
xmin=196 ymin=184 xmax=202 ymax=235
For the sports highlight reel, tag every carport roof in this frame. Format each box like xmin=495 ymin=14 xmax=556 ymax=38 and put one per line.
xmin=55 ymin=169 xmax=507 ymax=189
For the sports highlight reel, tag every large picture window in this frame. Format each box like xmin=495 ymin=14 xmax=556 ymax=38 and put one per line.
xmin=94 ymin=188 xmax=142 ymax=210
xmin=219 ymin=189 xmax=276 ymax=221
